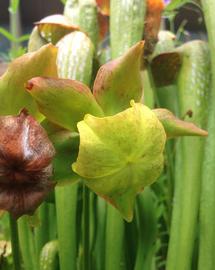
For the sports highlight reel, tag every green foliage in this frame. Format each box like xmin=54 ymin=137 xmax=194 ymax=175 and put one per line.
xmin=0 ymin=1 xmax=212 ymax=270
xmin=0 ymin=27 xmax=29 ymax=43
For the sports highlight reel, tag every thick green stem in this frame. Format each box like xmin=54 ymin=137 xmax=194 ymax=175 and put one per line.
xmin=167 ymin=138 xmax=204 ymax=270
xmin=18 ymin=217 xmax=38 ymax=270
xmin=94 ymin=198 xmax=107 ymax=270
xmin=199 ymin=1 xmax=215 ymax=269
xmin=105 ymin=206 xmax=125 ymax=270
xmin=35 ymin=203 xmax=50 ymax=258
xmin=83 ymin=185 xmax=90 ymax=270
xmin=134 ymin=189 xmax=157 ymax=270
xmin=166 ymin=41 xmax=210 ymax=270
xmin=9 ymin=215 xmax=22 ymax=270
xmin=55 ymin=183 xmax=78 ymax=270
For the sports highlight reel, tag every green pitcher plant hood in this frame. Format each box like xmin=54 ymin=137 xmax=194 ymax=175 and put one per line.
xmin=26 ymin=77 xmax=104 ymax=131
xmin=35 ymin=14 xmax=79 ymax=45
xmin=72 ymin=101 xmax=166 ymax=221
xmin=93 ymin=41 xmax=144 ymax=115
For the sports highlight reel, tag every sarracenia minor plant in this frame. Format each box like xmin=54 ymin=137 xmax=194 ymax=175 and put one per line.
xmin=0 ymin=0 xmax=213 ymax=269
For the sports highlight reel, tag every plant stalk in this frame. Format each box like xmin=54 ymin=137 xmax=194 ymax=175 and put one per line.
xmin=166 ymin=41 xmax=210 ymax=270
xmin=55 ymin=183 xmax=78 ymax=270
xmin=9 ymin=215 xmax=22 ymax=270
xmin=9 ymin=0 xmax=22 ymax=50
xmin=18 ymin=217 xmax=38 ymax=270
xmin=83 ymin=185 xmax=90 ymax=270
xmin=199 ymin=1 xmax=215 ymax=269
xmin=35 ymin=203 xmax=50 ymax=258
xmin=105 ymin=206 xmax=125 ymax=270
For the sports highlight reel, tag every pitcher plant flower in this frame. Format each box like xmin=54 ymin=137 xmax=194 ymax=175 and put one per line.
xmin=25 ymin=42 xmax=208 ymax=221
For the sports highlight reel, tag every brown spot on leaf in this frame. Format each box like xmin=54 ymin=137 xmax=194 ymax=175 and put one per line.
xmin=151 ymin=52 xmax=182 ymax=86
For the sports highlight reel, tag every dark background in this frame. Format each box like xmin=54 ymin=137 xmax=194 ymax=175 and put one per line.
xmin=0 ymin=0 xmax=63 ymax=23
xmin=0 ymin=1 xmax=205 ymax=30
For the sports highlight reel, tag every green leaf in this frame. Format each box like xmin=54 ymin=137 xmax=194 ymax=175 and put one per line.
xmin=72 ymin=102 xmax=166 ymax=221
xmin=0 ymin=27 xmax=16 ymax=41
xmin=8 ymin=0 xmax=20 ymax=14
xmin=36 ymin=15 xmax=79 ymax=44
xmin=0 ymin=44 xmax=58 ymax=118
xmin=79 ymin=0 xmax=99 ymax=46
xmin=153 ymin=108 xmax=208 ymax=138
xmin=57 ymin=31 xmax=94 ymax=85
xmin=93 ymin=42 xmax=144 ymax=115
xmin=0 ymin=27 xmax=30 ymax=43
xmin=26 ymin=77 xmax=104 ymax=131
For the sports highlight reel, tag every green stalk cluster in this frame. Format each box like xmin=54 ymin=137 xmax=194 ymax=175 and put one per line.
xmin=167 ymin=41 xmax=210 ymax=270
xmin=198 ymin=1 xmax=215 ymax=269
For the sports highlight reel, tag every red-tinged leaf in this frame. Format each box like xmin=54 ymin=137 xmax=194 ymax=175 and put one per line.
xmin=0 ymin=110 xmax=55 ymax=219
xmin=98 ymin=12 xmax=109 ymax=40
xmin=36 ymin=14 xmax=79 ymax=44
xmin=26 ymin=77 xmax=104 ymax=131
xmin=93 ymin=41 xmax=144 ymax=115
xmin=144 ymin=0 xmax=165 ymax=55
xmin=0 ymin=44 xmax=58 ymax=119
xmin=96 ymin=0 xmax=110 ymax=15
xmin=153 ymin=108 xmax=208 ymax=138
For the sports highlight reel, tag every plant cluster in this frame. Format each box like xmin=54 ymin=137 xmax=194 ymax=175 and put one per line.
xmin=0 ymin=0 xmax=213 ymax=270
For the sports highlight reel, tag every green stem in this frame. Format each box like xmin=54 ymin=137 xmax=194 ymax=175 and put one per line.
xmin=18 ymin=217 xmax=38 ymax=270
xmin=55 ymin=183 xmax=78 ymax=270
xmin=134 ymin=190 xmax=157 ymax=270
xmin=167 ymin=137 xmax=203 ymax=270
xmin=199 ymin=1 xmax=215 ymax=269
xmin=166 ymin=41 xmax=209 ymax=270
xmin=105 ymin=206 xmax=125 ymax=270
xmin=9 ymin=215 xmax=22 ymax=270
xmin=35 ymin=203 xmax=50 ymax=258
xmin=83 ymin=185 xmax=90 ymax=270
xmin=94 ymin=197 xmax=107 ymax=270
xmin=147 ymin=67 xmax=160 ymax=108
xmin=9 ymin=0 xmax=22 ymax=50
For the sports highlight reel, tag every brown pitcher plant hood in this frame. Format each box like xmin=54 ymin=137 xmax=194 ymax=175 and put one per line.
xmin=0 ymin=109 xmax=55 ymax=219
